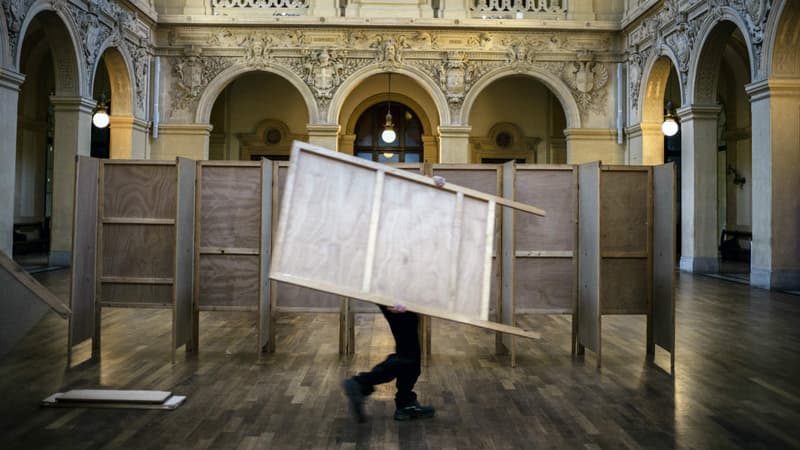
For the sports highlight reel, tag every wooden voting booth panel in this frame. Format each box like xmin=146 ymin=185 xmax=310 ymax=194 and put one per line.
xmin=73 ymin=159 xmax=195 ymax=363
xmin=193 ymin=161 xmax=273 ymax=354
xmin=577 ymin=162 xmax=601 ymax=364
xmin=653 ymin=163 xmax=676 ymax=373
xmin=270 ymin=142 xmax=543 ymax=339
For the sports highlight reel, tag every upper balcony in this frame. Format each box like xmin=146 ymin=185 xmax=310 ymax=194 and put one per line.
xmin=156 ymin=0 xmax=623 ymax=28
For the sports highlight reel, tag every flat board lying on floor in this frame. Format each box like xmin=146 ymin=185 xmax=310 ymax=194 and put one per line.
xmin=42 ymin=390 xmax=185 ymax=410
xmin=57 ymin=389 xmax=172 ymax=403
xmin=270 ymin=141 xmax=544 ymax=340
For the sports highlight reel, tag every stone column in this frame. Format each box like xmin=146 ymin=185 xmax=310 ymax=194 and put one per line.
xmin=438 ymin=125 xmax=471 ymax=163
xmin=0 ymin=68 xmax=25 ymax=256
xmin=564 ymin=128 xmax=624 ymax=164
xmin=677 ymin=104 xmax=721 ymax=274
xmin=307 ymin=124 xmax=340 ymax=152
xmin=49 ymin=96 xmax=95 ymax=266
xmin=150 ymin=123 xmax=213 ymax=160
xmin=626 ymin=121 xmax=664 ymax=165
xmin=746 ymin=79 xmax=800 ymax=290
xmin=108 ymin=115 xmax=150 ymax=160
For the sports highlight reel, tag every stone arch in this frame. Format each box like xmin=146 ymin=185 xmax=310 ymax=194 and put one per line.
xmin=638 ymin=49 xmax=684 ymax=124
xmin=763 ymin=0 xmax=800 ymax=78
xmin=196 ymin=64 xmax=318 ymax=124
xmin=16 ymin=1 xmax=86 ymax=96
xmin=689 ymin=14 xmax=755 ymax=104
xmin=461 ymin=66 xmax=581 ymax=130
xmin=328 ymin=64 xmax=450 ymax=126
xmin=91 ymin=44 xmax=135 ymax=117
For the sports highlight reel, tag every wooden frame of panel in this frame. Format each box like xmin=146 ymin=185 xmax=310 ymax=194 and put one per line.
xmin=577 ymin=161 xmax=602 ymax=367
xmin=270 ymin=141 xmax=543 ymax=340
xmin=192 ymin=160 xmax=273 ymax=357
xmin=653 ymin=163 xmax=676 ymax=374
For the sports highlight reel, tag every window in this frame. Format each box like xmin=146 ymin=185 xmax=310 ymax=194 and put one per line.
xmin=354 ymin=102 xmax=423 ymax=163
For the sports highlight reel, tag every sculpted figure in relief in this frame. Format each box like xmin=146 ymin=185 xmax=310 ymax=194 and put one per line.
xmin=303 ymin=49 xmax=345 ymax=99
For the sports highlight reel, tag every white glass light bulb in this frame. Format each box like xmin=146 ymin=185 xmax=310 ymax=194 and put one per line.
xmin=661 ymin=117 xmax=679 ymax=137
xmin=381 ymin=128 xmax=397 ymax=143
xmin=93 ymin=109 xmax=110 ymax=128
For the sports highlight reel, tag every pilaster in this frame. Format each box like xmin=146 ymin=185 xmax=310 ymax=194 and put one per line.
xmin=0 ymin=68 xmax=26 ymax=255
xmin=151 ymin=123 xmax=213 ymax=161
xmin=49 ymin=96 xmax=96 ymax=266
xmin=307 ymin=124 xmax=341 ymax=152
xmin=438 ymin=125 xmax=471 ymax=163
xmin=109 ymin=116 xmax=150 ymax=160
xmin=677 ymin=104 xmax=721 ymax=274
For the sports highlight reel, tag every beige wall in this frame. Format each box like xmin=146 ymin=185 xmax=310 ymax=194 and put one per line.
xmin=209 ymin=72 xmax=309 ymax=160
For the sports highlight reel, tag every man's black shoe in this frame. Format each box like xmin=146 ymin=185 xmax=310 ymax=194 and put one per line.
xmin=343 ymin=378 xmax=366 ymax=423
xmin=393 ymin=402 xmax=435 ymax=421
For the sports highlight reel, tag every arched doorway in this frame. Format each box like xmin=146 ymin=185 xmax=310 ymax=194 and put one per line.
xmin=92 ymin=47 xmax=137 ymax=159
xmin=208 ymin=71 xmax=309 ymax=160
xmin=353 ymin=101 xmax=423 ymax=163
xmin=684 ymin=22 xmax=753 ymax=278
xmin=467 ymin=75 xmax=567 ymax=164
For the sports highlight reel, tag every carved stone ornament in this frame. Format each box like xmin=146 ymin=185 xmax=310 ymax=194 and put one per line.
xmin=564 ymin=54 xmax=609 ymax=112
xmin=171 ymin=52 xmax=231 ymax=116
xmin=301 ymin=48 xmax=346 ymax=100
xmin=240 ymin=32 xmax=274 ymax=65
xmin=129 ymin=41 xmax=150 ymax=112
xmin=2 ymin=0 xmax=35 ymax=60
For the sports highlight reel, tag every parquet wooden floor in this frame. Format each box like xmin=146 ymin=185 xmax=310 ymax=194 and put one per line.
xmin=0 ymin=270 xmax=798 ymax=449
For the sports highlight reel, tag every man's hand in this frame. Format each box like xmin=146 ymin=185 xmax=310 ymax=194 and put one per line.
xmin=387 ymin=303 xmax=407 ymax=313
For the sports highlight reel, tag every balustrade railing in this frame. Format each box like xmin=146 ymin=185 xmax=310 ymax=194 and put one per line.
xmin=211 ymin=0 xmax=309 ymax=15
xmin=471 ymin=0 xmax=566 ymax=18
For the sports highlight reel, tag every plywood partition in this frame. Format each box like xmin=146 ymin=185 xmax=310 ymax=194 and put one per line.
xmin=69 ymin=156 xmax=99 ymax=365
xmin=577 ymin=161 xmax=601 ymax=366
xmin=514 ymin=164 xmax=578 ymax=354
xmin=653 ymin=163 xmax=676 ymax=373
xmin=193 ymin=160 xmax=273 ymax=356
xmin=95 ymin=159 xmax=192 ymax=362
xmin=270 ymin=141 xmax=543 ymax=340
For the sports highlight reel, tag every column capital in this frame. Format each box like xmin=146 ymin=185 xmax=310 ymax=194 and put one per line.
xmin=157 ymin=123 xmax=213 ymax=136
xmin=306 ymin=123 xmax=341 ymax=137
xmin=109 ymin=115 xmax=150 ymax=132
xmin=49 ymin=96 xmax=97 ymax=114
xmin=676 ymin=104 xmax=721 ymax=121
xmin=626 ymin=121 xmax=662 ymax=139
xmin=746 ymin=78 xmax=800 ymax=101
xmin=563 ymin=128 xmax=618 ymax=140
xmin=0 ymin=68 xmax=25 ymax=91
xmin=437 ymin=125 xmax=472 ymax=137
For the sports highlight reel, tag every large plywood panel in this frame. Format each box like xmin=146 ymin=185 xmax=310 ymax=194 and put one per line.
xmin=515 ymin=258 xmax=574 ymax=311
xmin=271 ymin=142 xmax=540 ymax=339
xmin=515 ymin=168 xmax=576 ymax=252
xmin=275 ymin=151 xmax=375 ymax=290
xmin=102 ymin=224 xmax=175 ymax=278
xmin=371 ymin=174 xmax=458 ymax=315
xmin=199 ymin=255 xmax=259 ymax=307
xmin=200 ymin=165 xmax=261 ymax=249
xmin=103 ymin=164 xmax=176 ymax=219
xmin=600 ymin=170 xmax=648 ymax=253
xmin=577 ymin=162 xmax=600 ymax=354
xmin=601 ymin=259 xmax=649 ymax=314
xmin=653 ymin=163 xmax=675 ymax=354
xmin=70 ymin=156 xmax=98 ymax=345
